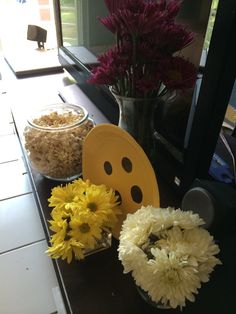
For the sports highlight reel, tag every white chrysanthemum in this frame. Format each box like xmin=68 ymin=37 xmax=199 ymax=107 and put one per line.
xmin=149 ymin=206 xmax=205 ymax=233
xmin=118 ymin=241 xmax=148 ymax=274
xmin=119 ymin=207 xmax=154 ymax=245
xmin=158 ymin=226 xmax=221 ymax=264
xmin=118 ymin=206 xmax=221 ymax=309
xmin=145 ymin=249 xmax=201 ymax=308
xmin=119 ymin=206 xmax=204 ymax=244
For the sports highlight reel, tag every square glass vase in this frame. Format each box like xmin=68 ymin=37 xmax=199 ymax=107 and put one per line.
xmin=84 ymin=229 xmax=112 ymax=257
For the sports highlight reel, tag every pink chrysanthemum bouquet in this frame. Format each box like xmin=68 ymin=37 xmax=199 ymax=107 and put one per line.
xmin=88 ymin=0 xmax=197 ymax=98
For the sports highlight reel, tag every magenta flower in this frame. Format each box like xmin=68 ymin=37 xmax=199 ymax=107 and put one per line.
xmin=135 ymin=71 xmax=161 ymax=97
xmin=159 ymin=57 xmax=197 ymax=90
xmin=152 ymin=23 xmax=194 ymax=54
xmin=136 ymin=42 xmax=163 ymax=61
xmin=88 ymin=47 xmax=131 ymax=92
xmin=166 ymin=0 xmax=182 ymax=19
xmin=88 ymin=0 xmax=197 ymax=98
xmin=99 ymin=14 xmax=120 ymax=34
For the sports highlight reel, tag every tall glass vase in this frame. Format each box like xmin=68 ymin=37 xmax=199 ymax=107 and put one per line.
xmin=111 ymin=90 xmax=161 ymax=160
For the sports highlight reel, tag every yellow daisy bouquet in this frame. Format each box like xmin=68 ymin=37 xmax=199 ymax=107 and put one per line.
xmin=46 ymin=178 xmax=121 ymax=263
xmin=118 ymin=206 xmax=221 ymax=309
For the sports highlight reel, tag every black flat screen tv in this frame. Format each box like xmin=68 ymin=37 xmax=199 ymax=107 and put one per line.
xmin=54 ymin=0 xmax=212 ymax=138
xmin=54 ymin=0 xmax=236 ymax=195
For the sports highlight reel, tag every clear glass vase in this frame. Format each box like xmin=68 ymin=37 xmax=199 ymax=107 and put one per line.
xmin=110 ymin=88 xmax=162 ymax=161
xmin=83 ymin=229 xmax=112 ymax=257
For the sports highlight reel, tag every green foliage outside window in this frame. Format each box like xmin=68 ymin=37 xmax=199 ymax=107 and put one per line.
xmin=204 ymin=0 xmax=219 ymax=50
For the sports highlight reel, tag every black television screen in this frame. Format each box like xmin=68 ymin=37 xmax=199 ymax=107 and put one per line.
xmin=55 ymin=0 xmax=236 ymax=194
xmin=56 ymin=0 xmax=211 ymax=73
xmin=54 ymin=0 xmax=212 ymax=127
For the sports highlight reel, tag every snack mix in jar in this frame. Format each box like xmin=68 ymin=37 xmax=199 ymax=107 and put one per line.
xmin=23 ymin=103 xmax=94 ymax=181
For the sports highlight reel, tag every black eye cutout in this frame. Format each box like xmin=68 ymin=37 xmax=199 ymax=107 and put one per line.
xmin=121 ymin=157 xmax=132 ymax=173
xmin=104 ymin=161 xmax=112 ymax=175
xmin=131 ymin=185 xmax=143 ymax=204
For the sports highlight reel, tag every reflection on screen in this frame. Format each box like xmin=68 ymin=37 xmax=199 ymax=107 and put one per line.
xmin=60 ymin=0 xmax=115 ymax=57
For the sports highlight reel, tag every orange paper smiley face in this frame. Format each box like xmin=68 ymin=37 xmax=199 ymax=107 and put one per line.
xmin=82 ymin=124 xmax=160 ymax=239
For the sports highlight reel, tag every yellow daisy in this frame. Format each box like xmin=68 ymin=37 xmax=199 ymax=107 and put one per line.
xmin=48 ymin=182 xmax=78 ymax=212
xmin=77 ymin=184 xmax=120 ymax=228
xmin=72 ymin=178 xmax=91 ymax=194
xmin=103 ymin=188 xmax=122 ymax=228
xmin=47 ymin=178 xmax=121 ymax=262
xmin=48 ymin=218 xmax=67 ymax=242
xmin=46 ymin=238 xmax=84 ymax=263
xmin=47 ymin=216 xmax=86 ymax=262
xmin=69 ymin=213 xmax=103 ymax=249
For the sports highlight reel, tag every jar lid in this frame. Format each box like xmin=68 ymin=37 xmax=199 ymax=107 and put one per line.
xmin=27 ymin=103 xmax=89 ymax=131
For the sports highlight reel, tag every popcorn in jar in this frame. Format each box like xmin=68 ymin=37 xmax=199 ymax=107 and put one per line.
xmin=23 ymin=103 xmax=94 ymax=181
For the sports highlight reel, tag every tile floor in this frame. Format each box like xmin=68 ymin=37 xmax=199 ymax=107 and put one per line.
xmin=0 ymin=91 xmax=66 ymax=313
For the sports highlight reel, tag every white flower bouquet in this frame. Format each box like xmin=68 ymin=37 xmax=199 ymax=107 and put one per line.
xmin=118 ymin=206 xmax=221 ymax=309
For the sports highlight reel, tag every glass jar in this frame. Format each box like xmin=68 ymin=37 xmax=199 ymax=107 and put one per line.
xmin=23 ymin=103 xmax=94 ymax=181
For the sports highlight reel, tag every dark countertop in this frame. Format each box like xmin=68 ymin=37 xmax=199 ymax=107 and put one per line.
xmin=6 ymin=66 xmax=235 ymax=314
xmin=26 ymin=167 xmax=236 ymax=314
